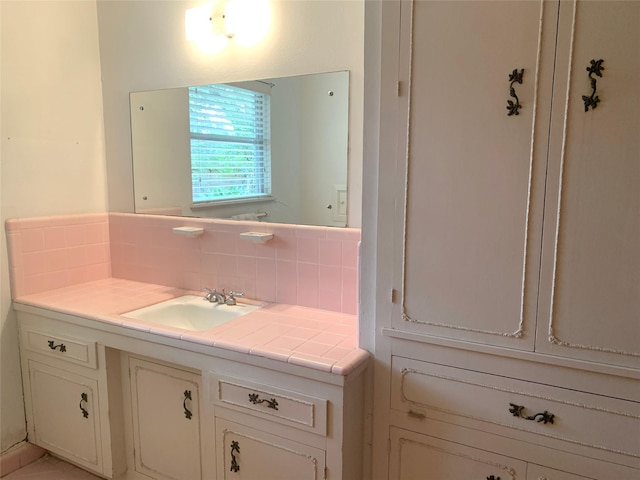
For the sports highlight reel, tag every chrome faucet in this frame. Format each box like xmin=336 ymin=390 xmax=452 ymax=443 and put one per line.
xmin=204 ymin=288 xmax=245 ymax=305
xmin=203 ymin=288 xmax=226 ymax=304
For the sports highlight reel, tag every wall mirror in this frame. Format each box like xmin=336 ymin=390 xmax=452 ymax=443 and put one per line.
xmin=130 ymin=71 xmax=349 ymax=227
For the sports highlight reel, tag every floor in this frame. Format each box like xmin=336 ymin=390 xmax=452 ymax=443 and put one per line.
xmin=3 ymin=454 xmax=102 ymax=480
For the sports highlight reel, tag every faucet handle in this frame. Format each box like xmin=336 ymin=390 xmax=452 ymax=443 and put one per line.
xmin=226 ymin=291 xmax=244 ymax=305
xmin=203 ymin=288 xmax=218 ymax=302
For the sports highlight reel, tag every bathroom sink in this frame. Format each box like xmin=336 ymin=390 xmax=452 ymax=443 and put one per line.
xmin=122 ymin=295 xmax=261 ymax=331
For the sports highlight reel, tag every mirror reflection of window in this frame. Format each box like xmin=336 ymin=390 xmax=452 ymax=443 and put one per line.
xmin=189 ymin=84 xmax=272 ymax=205
xmin=130 ymin=71 xmax=349 ymax=227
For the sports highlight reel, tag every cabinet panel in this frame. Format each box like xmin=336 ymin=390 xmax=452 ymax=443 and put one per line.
xmin=537 ymin=0 xmax=640 ymax=368
xmin=527 ymin=464 xmax=593 ymax=480
xmin=129 ymin=357 xmax=201 ymax=480
xmin=28 ymin=360 xmax=103 ymax=472
xmin=397 ymin=0 xmax=557 ymax=349
xmin=215 ymin=418 xmax=326 ymax=480
xmin=389 ymin=426 xmax=527 ymax=480
xmin=211 ymin=375 xmax=327 ymax=435
xmin=391 ymin=356 xmax=640 ymax=459
xmin=23 ymin=327 xmax=97 ymax=368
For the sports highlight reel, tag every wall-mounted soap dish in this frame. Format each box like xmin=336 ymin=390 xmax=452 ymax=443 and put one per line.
xmin=239 ymin=232 xmax=274 ymax=244
xmin=172 ymin=226 xmax=204 ymax=237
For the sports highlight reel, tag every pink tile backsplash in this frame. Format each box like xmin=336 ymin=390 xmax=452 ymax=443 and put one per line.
xmin=6 ymin=213 xmax=360 ymax=314
xmin=6 ymin=214 xmax=111 ymax=297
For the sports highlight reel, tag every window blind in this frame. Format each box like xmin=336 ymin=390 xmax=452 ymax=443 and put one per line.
xmin=189 ymin=84 xmax=271 ymax=204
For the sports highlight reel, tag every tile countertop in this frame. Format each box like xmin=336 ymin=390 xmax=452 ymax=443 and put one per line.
xmin=13 ymin=278 xmax=369 ymax=376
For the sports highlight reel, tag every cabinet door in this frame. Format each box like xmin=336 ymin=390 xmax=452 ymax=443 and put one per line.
xmin=215 ymin=418 xmax=326 ymax=480
xmin=527 ymin=464 xmax=593 ymax=480
xmin=536 ymin=0 xmax=640 ymax=368
xmin=395 ymin=0 xmax=558 ymax=349
xmin=129 ymin=357 xmax=202 ymax=480
xmin=28 ymin=360 xmax=103 ymax=474
xmin=389 ymin=427 xmax=527 ymax=480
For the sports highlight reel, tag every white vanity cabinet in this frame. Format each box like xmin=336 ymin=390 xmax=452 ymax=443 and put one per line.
xmin=125 ymin=356 xmax=202 ymax=480
xmin=208 ymin=359 xmax=365 ymax=480
xmin=210 ymin=374 xmax=329 ymax=478
xmin=18 ymin=312 xmax=115 ymax=477
xmin=14 ymin=303 xmax=367 ymax=480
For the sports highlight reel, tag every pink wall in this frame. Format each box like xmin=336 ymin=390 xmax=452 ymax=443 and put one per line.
xmin=6 ymin=213 xmax=360 ymax=314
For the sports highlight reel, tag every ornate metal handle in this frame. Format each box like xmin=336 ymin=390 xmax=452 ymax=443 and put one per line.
xmin=226 ymin=291 xmax=244 ymax=305
xmin=230 ymin=440 xmax=240 ymax=472
xmin=248 ymin=393 xmax=279 ymax=410
xmin=408 ymin=409 xmax=426 ymax=420
xmin=79 ymin=393 xmax=89 ymax=418
xmin=506 ymin=68 xmax=524 ymax=116
xmin=48 ymin=340 xmax=67 ymax=352
xmin=509 ymin=403 xmax=554 ymax=424
xmin=183 ymin=390 xmax=193 ymax=419
xmin=582 ymin=59 xmax=604 ymax=111
xmin=487 ymin=476 xmax=501 ymax=480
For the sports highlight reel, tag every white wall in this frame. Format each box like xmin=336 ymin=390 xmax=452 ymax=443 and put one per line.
xmin=97 ymin=0 xmax=364 ymax=227
xmin=0 ymin=0 xmax=107 ymax=451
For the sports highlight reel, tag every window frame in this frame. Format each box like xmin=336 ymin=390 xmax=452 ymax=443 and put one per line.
xmin=188 ymin=82 xmax=272 ymax=207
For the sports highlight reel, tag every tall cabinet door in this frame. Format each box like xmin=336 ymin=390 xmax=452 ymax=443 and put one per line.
xmin=129 ymin=357 xmax=202 ymax=480
xmin=395 ymin=0 xmax=558 ymax=349
xmin=536 ymin=0 xmax=640 ymax=369
xmin=28 ymin=360 xmax=103 ymax=474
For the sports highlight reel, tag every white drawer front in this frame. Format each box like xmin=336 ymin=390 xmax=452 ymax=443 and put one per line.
xmin=212 ymin=376 xmax=327 ymax=435
xmin=390 ymin=427 xmax=528 ymax=480
xmin=391 ymin=356 xmax=640 ymax=459
xmin=24 ymin=329 xmax=97 ymax=368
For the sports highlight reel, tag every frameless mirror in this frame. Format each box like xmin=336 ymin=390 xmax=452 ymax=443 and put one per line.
xmin=130 ymin=71 xmax=349 ymax=227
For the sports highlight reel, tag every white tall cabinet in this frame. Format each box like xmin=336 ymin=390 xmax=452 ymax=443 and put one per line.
xmin=367 ymin=0 xmax=639 ymax=478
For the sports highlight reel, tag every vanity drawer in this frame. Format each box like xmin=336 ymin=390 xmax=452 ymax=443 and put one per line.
xmin=211 ymin=375 xmax=327 ymax=435
xmin=391 ymin=356 xmax=640 ymax=459
xmin=22 ymin=329 xmax=97 ymax=369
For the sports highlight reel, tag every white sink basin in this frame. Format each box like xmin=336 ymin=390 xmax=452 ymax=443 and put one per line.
xmin=122 ymin=295 xmax=261 ymax=331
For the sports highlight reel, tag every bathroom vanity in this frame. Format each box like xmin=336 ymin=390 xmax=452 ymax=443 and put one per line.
xmin=14 ymin=279 xmax=368 ymax=480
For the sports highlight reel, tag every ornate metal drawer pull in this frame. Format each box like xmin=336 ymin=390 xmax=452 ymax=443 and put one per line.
xmin=47 ymin=340 xmax=67 ymax=352
xmin=79 ymin=392 xmax=89 ymax=418
xmin=506 ymin=68 xmax=524 ymax=116
xmin=487 ymin=476 xmax=501 ymax=480
xmin=183 ymin=390 xmax=193 ymax=419
xmin=582 ymin=59 xmax=604 ymax=111
xmin=408 ymin=409 xmax=426 ymax=420
xmin=248 ymin=393 xmax=279 ymax=410
xmin=230 ymin=440 xmax=240 ymax=472
xmin=509 ymin=403 xmax=554 ymax=424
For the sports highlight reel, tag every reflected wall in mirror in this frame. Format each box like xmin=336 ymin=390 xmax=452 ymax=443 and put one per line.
xmin=130 ymin=71 xmax=349 ymax=227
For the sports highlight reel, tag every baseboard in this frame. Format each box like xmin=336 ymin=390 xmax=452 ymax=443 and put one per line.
xmin=0 ymin=442 xmax=45 ymax=477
